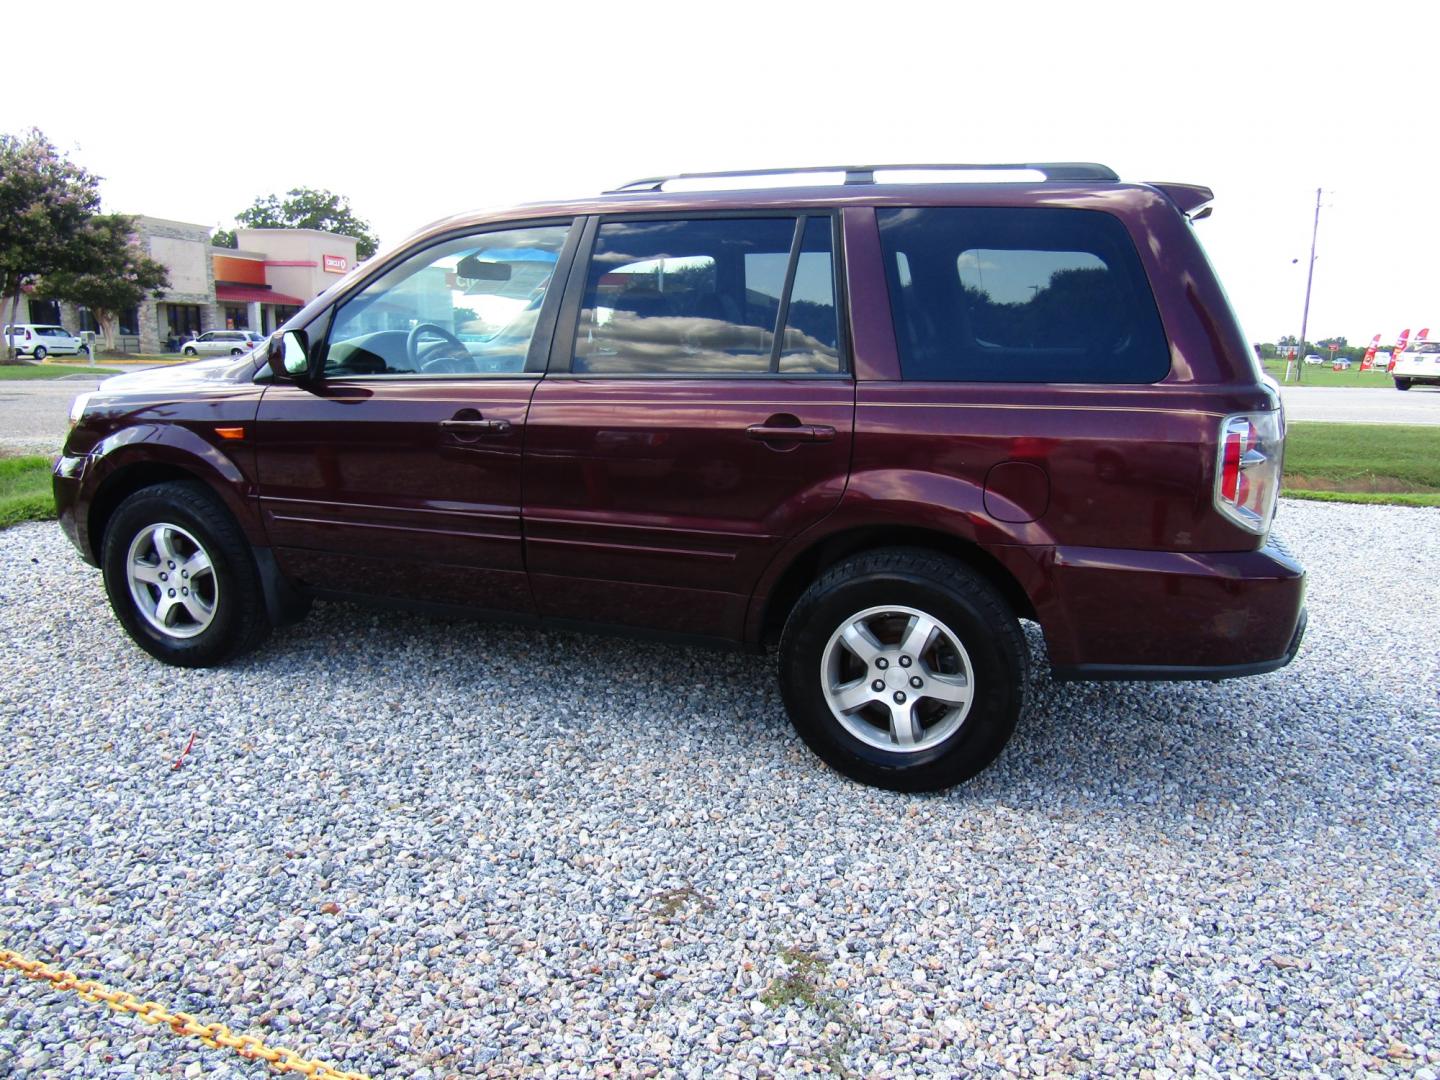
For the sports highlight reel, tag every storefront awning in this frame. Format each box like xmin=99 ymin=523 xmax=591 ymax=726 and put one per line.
xmin=215 ymin=285 xmax=306 ymax=306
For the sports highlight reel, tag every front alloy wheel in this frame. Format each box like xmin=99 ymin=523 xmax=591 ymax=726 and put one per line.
xmin=125 ymin=522 xmax=218 ymax=639
xmin=102 ymin=481 xmax=271 ymax=666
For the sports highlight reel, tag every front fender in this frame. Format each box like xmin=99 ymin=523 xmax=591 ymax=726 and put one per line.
xmin=79 ymin=424 xmax=263 ymax=559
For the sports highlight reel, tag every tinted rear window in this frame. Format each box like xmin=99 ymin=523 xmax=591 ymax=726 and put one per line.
xmin=877 ymin=207 xmax=1170 ymax=383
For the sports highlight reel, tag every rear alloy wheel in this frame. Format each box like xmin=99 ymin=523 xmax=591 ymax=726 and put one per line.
xmin=33 ymin=346 xmax=47 ymax=361
xmin=779 ymin=548 xmax=1025 ymax=792
xmin=821 ymin=605 xmax=976 ymax=752
xmin=102 ymin=482 xmax=270 ymax=666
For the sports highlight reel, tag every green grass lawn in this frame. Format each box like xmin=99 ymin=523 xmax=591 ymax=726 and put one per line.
xmin=0 ymin=363 xmax=121 ymax=380
xmin=1262 ymin=359 xmax=1396 ymax=389
xmin=0 ymin=455 xmax=56 ymax=529
xmin=1284 ymin=422 xmax=1440 ymax=506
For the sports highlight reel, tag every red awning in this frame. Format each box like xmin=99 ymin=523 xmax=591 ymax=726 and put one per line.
xmin=215 ymin=285 xmax=306 ymax=306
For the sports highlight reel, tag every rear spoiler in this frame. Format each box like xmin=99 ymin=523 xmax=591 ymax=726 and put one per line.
xmin=1150 ymin=182 xmax=1216 ymax=220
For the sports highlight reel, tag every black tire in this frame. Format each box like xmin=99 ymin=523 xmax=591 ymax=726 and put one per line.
xmin=230 ymin=348 xmax=243 ymax=357
xmin=33 ymin=346 xmax=47 ymax=361
xmin=101 ymin=481 xmax=270 ymax=667
xmin=778 ymin=548 xmax=1025 ymax=792
xmin=1395 ymin=378 xmax=1412 ymax=391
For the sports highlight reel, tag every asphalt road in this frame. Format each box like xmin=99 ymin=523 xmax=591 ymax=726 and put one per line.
xmin=0 ymin=375 xmax=111 ymax=455
xmin=1278 ymin=384 xmax=1440 ymax=425
xmin=3 ymin=377 xmax=1438 ymax=459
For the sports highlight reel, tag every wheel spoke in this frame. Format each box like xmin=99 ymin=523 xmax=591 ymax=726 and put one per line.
xmin=182 ymin=549 xmax=213 ymax=579
xmin=899 ymin=613 xmax=937 ymax=660
xmin=887 ymin=699 xmax=921 ymax=747
xmin=179 ymin=592 xmax=213 ymax=624
xmin=840 ymin=620 xmax=883 ymax=663
xmin=130 ymin=561 xmax=164 ymax=585
xmin=152 ymin=526 xmax=179 ymax=565
xmin=922 ymin=672 xmax=972 ymax=708
xmin=155 ymin=594 xmax=180 ymax=627
xmin=830 ymin=678 xmax=876 ymax=714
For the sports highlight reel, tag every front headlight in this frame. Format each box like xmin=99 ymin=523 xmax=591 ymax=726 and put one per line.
xmin=68 ymin=392 xmax=93 ymax=427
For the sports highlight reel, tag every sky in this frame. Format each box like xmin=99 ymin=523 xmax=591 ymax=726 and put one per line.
xmin=7 ymin=0 xmax=1437 ymax=345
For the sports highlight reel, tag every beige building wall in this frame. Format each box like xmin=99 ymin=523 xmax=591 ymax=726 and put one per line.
xmin=235 ymin=229 xmax=359 ymax=304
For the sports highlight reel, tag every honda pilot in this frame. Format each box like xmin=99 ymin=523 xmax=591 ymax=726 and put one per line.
xmin=55 ymin=163 xmax=1307 ymax=791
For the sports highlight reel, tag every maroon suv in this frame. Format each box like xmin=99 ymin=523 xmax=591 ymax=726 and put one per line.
xmin=54 ymin=163 xmax=1306 ymax=791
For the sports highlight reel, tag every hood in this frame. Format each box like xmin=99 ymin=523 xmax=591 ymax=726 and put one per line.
xmin=96 ymin=354 xmax=262 ymax=395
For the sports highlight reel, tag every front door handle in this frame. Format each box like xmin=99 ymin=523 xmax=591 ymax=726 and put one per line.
xmin=441 ymin=418 xmax=511 ymax=435
xmin=746 ymin=423 xmax=835 ymax=443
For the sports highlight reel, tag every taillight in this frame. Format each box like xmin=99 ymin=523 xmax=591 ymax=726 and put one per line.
xmin=1215 ymin=410 xmax=1283 ymax=535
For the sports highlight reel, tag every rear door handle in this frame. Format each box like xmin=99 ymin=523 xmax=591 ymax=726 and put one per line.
xmin=441 ymin=418 xmax=511 ymax=435
xmin=746 ymin=423 xmax=836 ymax=443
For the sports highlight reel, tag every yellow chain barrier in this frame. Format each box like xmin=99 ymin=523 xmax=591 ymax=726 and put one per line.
xmin=0 ymin=947 xmax=371 ymax=1080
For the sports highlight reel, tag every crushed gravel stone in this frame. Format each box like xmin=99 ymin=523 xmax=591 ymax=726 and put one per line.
xmin=1 ymin=499 xmax=1437 ymax=1077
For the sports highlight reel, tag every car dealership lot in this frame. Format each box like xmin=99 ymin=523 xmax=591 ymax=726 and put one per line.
xmin=2 ymin=500 xmax=1437 ymax=1076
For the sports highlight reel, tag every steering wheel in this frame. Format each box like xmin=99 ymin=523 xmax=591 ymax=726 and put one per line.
xmin=406 ymin=323 xmax=472 ymax=372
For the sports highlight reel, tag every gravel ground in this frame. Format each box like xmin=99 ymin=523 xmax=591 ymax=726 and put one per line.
xmin=1 ymin=499 xmax=1437 ymax=1078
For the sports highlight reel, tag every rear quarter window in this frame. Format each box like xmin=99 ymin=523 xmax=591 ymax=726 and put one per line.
xmin=877 ymin=207 xmax=1170 ymax=383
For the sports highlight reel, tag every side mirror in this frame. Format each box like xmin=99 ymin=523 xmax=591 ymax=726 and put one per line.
xmin=267 ymin=330 xmax=310 ymax=380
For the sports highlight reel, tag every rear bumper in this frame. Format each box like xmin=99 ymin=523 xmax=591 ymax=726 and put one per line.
xmin=1052 ymin=607 xmax=1307 ymax=681
xmin=1034 ymin=537 xmax=1307 ymax=680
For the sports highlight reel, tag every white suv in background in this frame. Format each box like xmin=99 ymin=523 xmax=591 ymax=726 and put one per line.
xmin=180 ymin=330 xmax=266 ymax=357
xmin=2 ymin=324 xmax=89 ymax=360
xmin=1392 ymin=341 xmax=1440 ymax=391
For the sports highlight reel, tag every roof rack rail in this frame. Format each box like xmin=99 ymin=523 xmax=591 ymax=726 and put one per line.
xmin=606 ymin=162 xmax=1120 ymax=193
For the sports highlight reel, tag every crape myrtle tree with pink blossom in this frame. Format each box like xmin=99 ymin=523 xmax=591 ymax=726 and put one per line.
xmin=0 ymin=130 xmax=105 ymax=362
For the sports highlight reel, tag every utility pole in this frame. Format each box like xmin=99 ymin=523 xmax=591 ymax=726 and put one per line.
xmin=1295 ymin=187 xmax=1321 ymax=384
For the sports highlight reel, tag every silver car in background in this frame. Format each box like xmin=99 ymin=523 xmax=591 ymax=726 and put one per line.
xmin=180 ymin=330 xmax=266 ymax=357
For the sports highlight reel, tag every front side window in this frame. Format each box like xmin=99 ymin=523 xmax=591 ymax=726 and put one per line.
xmin=572 ymin=216 xmax=840 ymax=375
xmin=324 ymin=223 xmax=571 ymax=377
xmin=878 ymin=207 xmax=1169 ymax=383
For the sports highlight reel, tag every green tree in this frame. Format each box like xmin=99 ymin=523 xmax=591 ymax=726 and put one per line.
xmin=38 ymin=214 xmax=169 ymax=350
xmin=0 ymin=129 xmax=103 ymax=361
xmin=211 ymin=228 xmax=237 ymax=249
xmin=227 ymin=188 xmax=379 ymax=259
